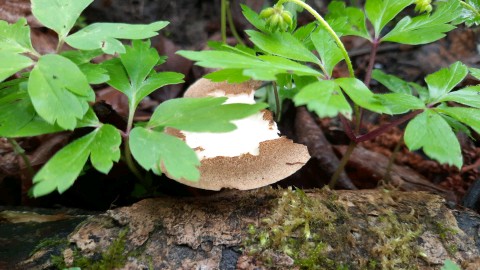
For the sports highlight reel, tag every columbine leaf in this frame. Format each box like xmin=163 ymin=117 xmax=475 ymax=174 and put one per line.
xmin=148 ymin=97 xmax=268 ymax=132
xmin=326 ymin=1 xmax=370 ymax=39
xmin=204 ymin=69 xmax=251 ymax=83
xmin=28 ymin=54 xmax=94 ymax=130
xmin=311 ymin=28 xmax=343 ymax=77
xmin=404 ymin=110 xmax=462 ymax=168
xmin=0 ymin=18 xmax=35 ymax=53
xmin=31 ymin=124 xmax=121 ymax=197
xmin=129 ymin=127 xmax=200 ymax=180
xmin=439 ymin=86 xmax=480 ymax=108
xmin=365 ymin=0 xmax=414 ymax=38
xmin=65 ymin=21 xmax=169 ymax=54
xmin=0 ymin=51 xmax=33 ymax=82
xmin=441 ymin=114 xmax=472 ymax=138
xmin=437 ymin=107 xmax=480 ymax=135
xmin=371 ymin=69 xmax=412 ymax=95
xmin=61 ymin=49 xmax=104 ymax=65
xmin=78 ymin=63 xmax=109 ymax=84
xmin=469 ymin=67 xmax=480 ymax=81
xmin=32 ymin=0 xmax=93 ymax=40
xmin=103 ymin=41 xmax=184 ymax=110
xmin=425 ymin=61 xmax=468 ymax=102
xmin=246 ymin=30 xmax=319 ymax=64
xmin=241 ymin=4 xmax=267 ymax=32
xmin=178 ymin=50 xmax=321 ymax=81
xmin=335 ymin=78 xmax=390 ymax=114
xmin=375 ymin=93 xmax=425 ymax=114
xmin=294 ymin=80 xmax=351 ymax=118
xmin=382 ymin=1 xmax=461 ymax=44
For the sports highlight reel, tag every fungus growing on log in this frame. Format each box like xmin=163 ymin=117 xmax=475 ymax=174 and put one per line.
xmin=168 ymin=78 xmax=310 ymax=190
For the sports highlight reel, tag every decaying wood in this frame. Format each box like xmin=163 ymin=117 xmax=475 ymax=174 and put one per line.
xmin=295 ymin=107 xmax=356 ymax=190
xmin=336 ymin=145 xmax=457 ymax=202
xmin=14 ymin=188 xmax=480 ymax=270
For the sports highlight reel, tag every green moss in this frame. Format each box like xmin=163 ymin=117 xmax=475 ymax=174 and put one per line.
xmin=245 ymin=188 xmax=455 ymax=270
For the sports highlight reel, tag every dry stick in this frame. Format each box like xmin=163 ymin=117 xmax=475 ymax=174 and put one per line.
xmin=295 ymin=107 xmax=357 ymax=190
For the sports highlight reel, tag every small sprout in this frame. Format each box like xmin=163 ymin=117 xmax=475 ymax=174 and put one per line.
xmin=414 ymin=0 xmax=432 ymax=13
xmin=259 ymin=5 xmax=294 ymax=32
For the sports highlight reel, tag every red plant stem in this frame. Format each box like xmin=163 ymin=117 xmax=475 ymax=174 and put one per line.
xmin=341 ymin=110 xmax=423 ymax=143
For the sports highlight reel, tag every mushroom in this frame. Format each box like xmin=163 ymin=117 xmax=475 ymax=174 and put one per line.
xmin=167 ymin=78 xmax=310 ymax=190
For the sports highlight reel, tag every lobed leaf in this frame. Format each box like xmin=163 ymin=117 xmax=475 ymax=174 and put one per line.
xmin=311 ymin=28 xmax=343 ymax=77
xmin=65 ymin=21 xmax=169 ymax=54
xmin=437 ymin=107 xmax=480 ymax=135
xmin=404 ymin=110 xmax=462 ymax=168
xmin=28 ymin=54 xmax=94 ymax=130
xmin=0 ymin=18 xmax=35 ymax=54
xmin=294 ymin=80 xmax=352 ymax=119
xmin=0 ymin=51 xmax=33 ymax=82
xmin=32 ymin=0 xmax=93 ymax=40
xmin=204 ymin=69 xmax=251 ymax=83
xmin=439 ymin=86 xmax=480 ymax=108
xmin=241 ymin=4 xmax=267 ymax=32
xmin=129 ymin=127 xmax=200 ymax=180
xmin=365 ymin=0 xmax=414 ymax=38
xmin=425 ymin=61 xmax=468 ymax=102
xmin=147 ymin=97 xmax=268 ymax=132
xmin=326 ymin=1 xmax=370 ymax=39
xmin=374 ymin=93 xmax=425 ymax=114
xmin=31 ymin=124 xmax=121 ymax=197
xmin=246 ymin=30 xmax=320 ymax=64
xmin=382 ymin=1 xmax=461 ymax=45
xmin=371 ymin=69 xmax=412 ymax=95
xmin=455 ymin=0 xmax=480 ymax=26
xmin=335 ymin=78 xmax=390 ymax=114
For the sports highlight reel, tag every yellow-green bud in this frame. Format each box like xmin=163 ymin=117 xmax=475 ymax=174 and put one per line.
xmin=259 ymin=7 xmax=275 ymax=19
xmin=259 ymin=4 xmax=294 ymax=32
xmin=414 ymin=0 xmax=432 ymax=13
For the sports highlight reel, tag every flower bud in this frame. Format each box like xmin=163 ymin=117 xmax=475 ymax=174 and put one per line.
xmin=259 ymin=4 xmax=294 ymax=32
xmin=414 ymin=0 xmax=432 ymax=13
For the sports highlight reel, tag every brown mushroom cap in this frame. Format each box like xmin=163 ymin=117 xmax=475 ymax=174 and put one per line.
xmin=184 ymin=78 xmax=261 ymax=97
xmin=171 ymin=136 xmax=309 ymax=190
xmin=165 ymin=78 xmax=310 ymax=190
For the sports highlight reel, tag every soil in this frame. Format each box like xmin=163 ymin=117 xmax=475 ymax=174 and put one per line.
xmin=1 ymin=0 xmax=480 ymax=268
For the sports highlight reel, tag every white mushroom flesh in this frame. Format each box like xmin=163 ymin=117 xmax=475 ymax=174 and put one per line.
xmin=182 ymin=90 xmax=280 ymax=160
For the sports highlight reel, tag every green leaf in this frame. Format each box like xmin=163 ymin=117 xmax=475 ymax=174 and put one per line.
xmin=441 ymin=114 xmax=472 ymax=138
xmin=0 ymin=18 xmax=35 ymax=53
xmin=0 ymin=51 xmax=33 ymax=82
xmin=204 ymin=69 xmax=250 ymax=83
xmin=365 ymin=0 xmax=414 ymax=38
xmin=382 ymin=1 xmax=461 ymax=44
xmin=404 ymin=110 xmax=462 ymax=168
xmin=246 ymin=30 xmax=319 ymax=64
xmin=294 ymin=80 xmax=352 ymax=118
xmin=28 ymin=54 xmax=94 ymax=130
xmin=129 ymin=127 xmax=200 ymax=180
xmin=326 ymin=1 xmax=370 ymax=39
xmin=441 ymin=259 xmax=462 ymax=270
xmin=375 ymin=93 xmax=425 ymax=114
xmin=335 ymin=78 xmax=390 ymax=114
xmin=102 ymin=42 xmax=184 ymax=110
xmin=78 ymin=63 xmax=109 ymax=84
xmin=311 ymin=28 xmax=343 ymax=77
xmin=241 ymin=4 xmax=267 ymax=32
xmin=31 ymin=0 xmax=93 ymax=40
xmin=31 ymin=124 xmax=121 ymax=197
xmin=148 ymin=97 xmax=268 ymax=132
xmin=65 ymin=21 xmax=169 ymax=54
xmin=61 ymin=49 xmax=104 ymax=65
xmin=178 ymin=50 xmax=322 ymax=81
xmin=425 ymin=61 xmax=468 ymax=102
xmin=455 ymin=0 xmax=480 ymax=27
xmin=437 ymin=107 xmax=480 ymax=135
xmin=469 ymin=67 xmax=480 ymax=80
xmin=439 ymin=86 xmax=480 ymax=108
xmin=371 ymin=69 xmax=412 ymax=95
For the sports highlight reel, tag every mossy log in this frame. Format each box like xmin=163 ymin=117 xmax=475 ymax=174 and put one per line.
xmin=11 ymin=188 xmax=480 ymax=269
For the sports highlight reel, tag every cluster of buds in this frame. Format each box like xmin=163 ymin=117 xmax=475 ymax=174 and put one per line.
xmin=259 ymin=4 xmax=294 ymax=32
xmin=414 ymin=0 xmax=432 ymax=13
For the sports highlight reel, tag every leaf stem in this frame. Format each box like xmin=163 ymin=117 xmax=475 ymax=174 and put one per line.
xmin=272 ymin=81 xmax=281 ymax=122
xmin=460 ymin=1 xmax=480 ymax=17
xmin=55 ymin=38 xmax=65 ymax=54
xmin=277 ymin=0 xmax=355 ymax=78
xmin=7 ymin=138 xmax=34 ymax=178
xmin=221 ymin=0 xmax=227 ymax=44
xmin=226 ymin=1 xmax=246 ymax=45
xmin=329 ymin=141 xmax=356 ymax=188
xmin=124 ymin=105 xmax=144 ymax=180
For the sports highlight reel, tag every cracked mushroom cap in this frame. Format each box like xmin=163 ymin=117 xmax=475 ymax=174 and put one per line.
xmin=167 ymin=78 xmax=310 ymax=190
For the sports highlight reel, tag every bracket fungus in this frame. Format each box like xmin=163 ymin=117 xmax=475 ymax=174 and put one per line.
xmin=168 ymin=78 xmax=310 ymax=190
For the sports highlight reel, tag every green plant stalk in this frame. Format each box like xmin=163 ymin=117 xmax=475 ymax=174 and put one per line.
xmin=276 ymin=0 xmax=355 ymax=78
xmin=7 ymin=138 xmax=34 ymax=177
xmin=384 ymin=134 xmax=404 ymax=184
xmin=124 ymin=106 xmax=144 ymax=181
xmin=226 ymin=1 xmax=246 ymax=45
xmin=221 ymin=0 xmax=227 ymax=44
xmin=329 ymin=141 xmax=356 ymax=189
xmin=272 ymin=81 xmax=281 ymax=122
